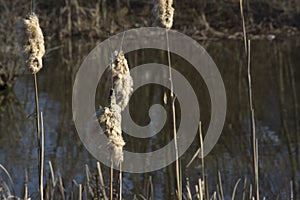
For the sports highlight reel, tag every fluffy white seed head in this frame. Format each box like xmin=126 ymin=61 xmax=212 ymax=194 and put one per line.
xmin=17 ymin=13 xmax=45 ymax=74
xmin=152 ymin=0 xmax=174 ymax=29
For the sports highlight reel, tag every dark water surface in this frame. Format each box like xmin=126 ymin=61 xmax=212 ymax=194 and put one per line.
xmin=0 ymin=37 xmax=299 ymax=199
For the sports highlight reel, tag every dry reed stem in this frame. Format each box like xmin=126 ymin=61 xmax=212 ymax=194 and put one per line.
xmin=119 ymin=163 xmax=122 ymax=200
xmin=17 ymin=13 xmax=45 ymax=74
xmin=217 ymin=171 xmax=224 ymax=200
xmin=23 ymin=169 xmax=28 ymax=200
xmin=239 ymin=1 xmax=259 ymax=199
xmin=242 ymin=178 xmax=247 ymax=200
xmin=198 ymin=121 xmax=206 ymax=198
xmin=186 ymin=178 xmax=192 ymax=200
xmin=163 ymin=24 xmax=181 ymax=199
xmin=18 ymin=14 xmax=45 ymax=200
xmin=110 ymin=161 xmax=113 ymax=200
xmin=78 ymin=184 xmax=82 ymax=200
xmin=152 ymin=0 xmax=174 ymax=29
xmin=97 ymin=162 xmax=108 ymax=200
xmin=40 ymin=112 xmax=45 ymax=200
xmin=232 ymin=178 xmax=241 ymax=200
xmin=0 ymin=164 xmax=15 ymax=196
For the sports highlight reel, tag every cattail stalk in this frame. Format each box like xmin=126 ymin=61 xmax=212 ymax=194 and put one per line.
xmin=110 ymin=161 xmax=113 ymax=200
xmin=239 ymin=1 xmax=259 ymax=199
xmin=153 ymin=1 xmax=180 ymax=198
xmin=18 ymin=13 xmax=45 ymax=200
xmin=119 ymin=163 xmax=122 ymax=200
xmin=97 ymin=51 xmax=132 ymax=200
xmin=153 ymin=1 xmax=181 ymax=198
xmin=98 ymin=51 xmax=133 ymax=165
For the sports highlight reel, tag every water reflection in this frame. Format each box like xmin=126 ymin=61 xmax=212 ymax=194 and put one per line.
xmin=0 ymin=38 xmax=299 ymax=199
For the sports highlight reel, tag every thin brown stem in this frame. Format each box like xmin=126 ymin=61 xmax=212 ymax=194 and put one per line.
xmin=218 ymin=171 xmax=224 ymax=200
xmin=246 ymin=40 xmax=259 ymax=200
xmin=119 ymin=163 xmax=122 ymax=200
xmin=232 ymin=179 xmax=241 ymax=200
xmin=199 ymin=122 xmax=206 ymax=199
xmin=97 ymin=162 xmax=108 ymax=200
xmin=110 ymin=160 xmax=113 ymax=200
xmin=239 ymin=1 xmax=259 ymax=199
xmin=33 ymin=73 xmax=42 ymax=200
xmin=166 ymin=29 xmax=181 ymax=200
xmin=24 ymin=169 xmax=28 ymax=200
xmin=78 ymin=184 xmax=82 ymax=200
xmin=40 ymin=112 xmax=45 ymax=200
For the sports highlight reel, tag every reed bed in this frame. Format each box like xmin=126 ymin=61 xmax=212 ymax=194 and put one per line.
xmin=0 ymin=0 xmax=299 ymax=43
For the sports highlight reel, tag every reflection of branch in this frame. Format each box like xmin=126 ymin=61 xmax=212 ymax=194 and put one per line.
xmin=276 ymin=45 xmax=298 ymax=197
xmin=287 ymin=55 xmax=300 ymax=168
xmin=0 ymin=91 xmax=28 ymax=142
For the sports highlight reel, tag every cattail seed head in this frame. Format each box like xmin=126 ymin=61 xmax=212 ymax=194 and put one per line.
xmin=111 ymin=51 xmax=133 ymax=111
xmin=152 ymin=0 xmax=174 ymax=29
xmin=98 ymin=92 xmax=125 ymax=166
xmin=17 ymin=13 xmax=45 ymax=74
xmin=96 ymin=51 xmax=133 ymax=166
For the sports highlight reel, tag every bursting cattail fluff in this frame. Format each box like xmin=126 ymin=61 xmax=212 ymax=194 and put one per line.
xmin=152 ymin=0 xmax=174 ymax=29
xmin=96 ymin=51 xmax=132 ymax=165
xmin=111 ymin=51 xmax=133 ymax=111
xmin=98 ymin=92 xmax=125 ymax=166
xmin=17 ymin=13 xmax=45 ymax=74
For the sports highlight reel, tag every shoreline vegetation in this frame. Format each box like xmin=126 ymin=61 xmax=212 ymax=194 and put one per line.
xmin=0 ymin=0 xmax=300 ymax=41
xmin=0 ymin=0 xmax=299 ymax=199
xmin=0 ymin=0 xmax=300 ymax=91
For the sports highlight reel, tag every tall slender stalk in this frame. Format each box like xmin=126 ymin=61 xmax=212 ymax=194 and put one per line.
xmin=198 ymin=122 xmax=206 ymax=199
xmin=97 ymin=162 xmax=108 ymax=200
xmin=239 ymin=1 xmax=259 ymax=199
xmin=152 ymin=1 xmax=178 ymax=198
xmin=246 ymin=39 xmax=259 ymax=200
xmin=40 ymin=112 xmax=45 ymax=200
xmin=34 ymin=73 xmax=43 ymax=200
xmin=232 ymin=179 xmax=241 ymax=200
xmin=119 ymin=163 xmax=122 ymax=200
xmin=110 ymin=160 xmax=113 ymax=200
xmin=78 ymin=184 xmax=82 ymax=200
xmin=17 ymin=13 xmax=45 ymax=200
xmin=23 ymin=169 xmax=28 ymax=200
xmin=166 ymin=29 xmax=181 ymax=200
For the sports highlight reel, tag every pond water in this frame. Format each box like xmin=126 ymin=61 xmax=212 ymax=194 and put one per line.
xmin=0 ymin=36 xmax=299 ymax=199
